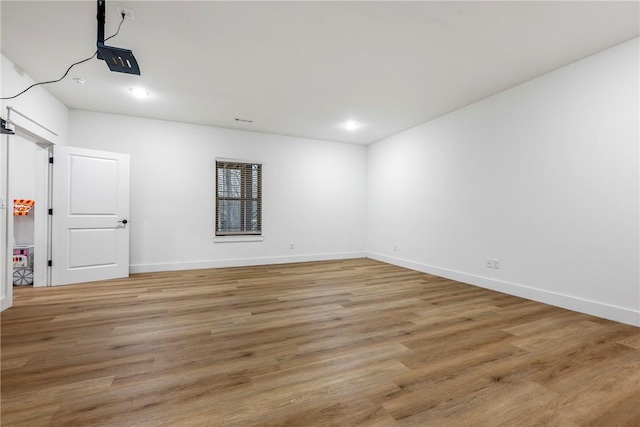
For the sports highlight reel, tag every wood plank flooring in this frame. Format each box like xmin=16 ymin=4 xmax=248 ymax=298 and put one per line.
xmin=2 ymin=258 xmax=639 ymax=426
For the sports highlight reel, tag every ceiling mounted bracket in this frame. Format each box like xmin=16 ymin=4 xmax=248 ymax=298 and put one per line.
xmin=96 ymin=0 xmax=140 ymax=75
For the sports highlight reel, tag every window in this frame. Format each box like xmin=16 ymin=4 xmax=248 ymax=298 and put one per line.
xmin=216 ymin=160 xmax=262 ymax=236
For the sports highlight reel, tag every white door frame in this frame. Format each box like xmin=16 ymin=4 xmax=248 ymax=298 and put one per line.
xmin=2 ymin=107 xmax=56 ymax=311
xmin=33 ymin=145 xmax=53 ymax=288
xmin=2 ymin=130 xmax=14 ymax=311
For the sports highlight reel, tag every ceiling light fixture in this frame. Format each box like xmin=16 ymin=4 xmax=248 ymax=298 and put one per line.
xmin=129 ymin=87 xmax=149 ymax=98
xmin=344 ymin=120 xmax=360 ymax=131
xmin=71 ymin=77 xmax=86 ymax=85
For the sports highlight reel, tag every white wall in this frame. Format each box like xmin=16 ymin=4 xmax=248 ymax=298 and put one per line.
xmin=367 ymin=38 xmax=640 ymax=326
xmin=69 ymin=111 xmax=367 ymax=272
xmin=11 ymin=136 xmax=37 ymax=245
xmin=1 ymin=54 xmax=69 ymax=145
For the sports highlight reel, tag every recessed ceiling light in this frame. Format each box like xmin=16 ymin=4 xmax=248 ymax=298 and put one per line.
xmin=344 ymin=120 xmax=360 ymax=130
xmin=129 ymin=87 xmax=149 ymax=98
xmin=71 ymin=77 xmax=86 ymax=85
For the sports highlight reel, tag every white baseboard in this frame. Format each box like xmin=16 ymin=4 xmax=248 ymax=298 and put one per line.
xmin=367 ymin=252 xmax=640 ymax=327
xmin=130 ymin=252 xmax=367 ymax=274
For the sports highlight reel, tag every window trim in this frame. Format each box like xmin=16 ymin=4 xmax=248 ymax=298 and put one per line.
xmin=215 ymin=158 xmax=263 ymax=237
xmin=213 ymin=235 xmax=265 ymax=243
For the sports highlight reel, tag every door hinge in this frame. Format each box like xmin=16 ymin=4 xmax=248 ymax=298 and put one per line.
xmin=49 ymin=157 xmax=54 ymax=164
xmin=48 ymin=260 xmax=52 ymax=267
xmin=48 ymin=208 xmax=53 ymax=215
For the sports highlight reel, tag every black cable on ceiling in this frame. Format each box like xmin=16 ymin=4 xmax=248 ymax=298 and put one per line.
xmin=1 ymin=13 xmax=126 ymax=101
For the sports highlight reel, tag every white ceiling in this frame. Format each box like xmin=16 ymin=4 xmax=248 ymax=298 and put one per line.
xmin=2 ymin=1 xmax=638 ymax=145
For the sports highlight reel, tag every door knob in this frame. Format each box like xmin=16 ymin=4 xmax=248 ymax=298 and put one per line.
xmin=118 ymin=219 xmax=128 ymax=225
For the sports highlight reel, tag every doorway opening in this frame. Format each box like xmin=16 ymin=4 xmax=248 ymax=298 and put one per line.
xmin=2 ymin=107 xmax=55 ymax=311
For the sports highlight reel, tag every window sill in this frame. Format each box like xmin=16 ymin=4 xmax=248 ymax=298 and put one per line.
xmin=213 ymin=235 xmax=264 ymax=243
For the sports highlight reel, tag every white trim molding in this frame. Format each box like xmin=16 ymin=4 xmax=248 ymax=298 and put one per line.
xmin=367 ymin=252 xmax=640 ymax=327
xmin=130 ymin=251 xmax=366 ymax=274
xmin=213 ymin=235 xmax=264 ymax=243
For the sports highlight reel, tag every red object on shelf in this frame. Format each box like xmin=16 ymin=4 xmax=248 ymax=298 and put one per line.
xmin=13 ymin=199 xmax=35 ymax=216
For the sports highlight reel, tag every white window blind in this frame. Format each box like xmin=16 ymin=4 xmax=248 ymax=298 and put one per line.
xmin=216 ymin=160 xmax=262 ymax=236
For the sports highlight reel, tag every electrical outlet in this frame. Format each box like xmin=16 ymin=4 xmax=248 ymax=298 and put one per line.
xmin=486 ymin=258 xmax=501 ymax=269
xmin=289 ymin=242 xmax=294 ymax=249
xmin=393 ymin=245 xmax=398 ymax=251
xmin=115 ymin=6 xmax=136 ymax=20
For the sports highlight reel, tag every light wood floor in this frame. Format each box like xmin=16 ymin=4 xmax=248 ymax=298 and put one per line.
xmin=2 ymin=259 xmax=639 ymax=426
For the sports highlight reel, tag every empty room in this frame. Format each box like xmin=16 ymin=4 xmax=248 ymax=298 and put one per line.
xmin=1 ymin=1 xmax=638 ymax=426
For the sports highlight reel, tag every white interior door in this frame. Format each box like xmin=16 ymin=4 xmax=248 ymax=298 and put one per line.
xmin=52 ymin=146 xmax=130 ymax=286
